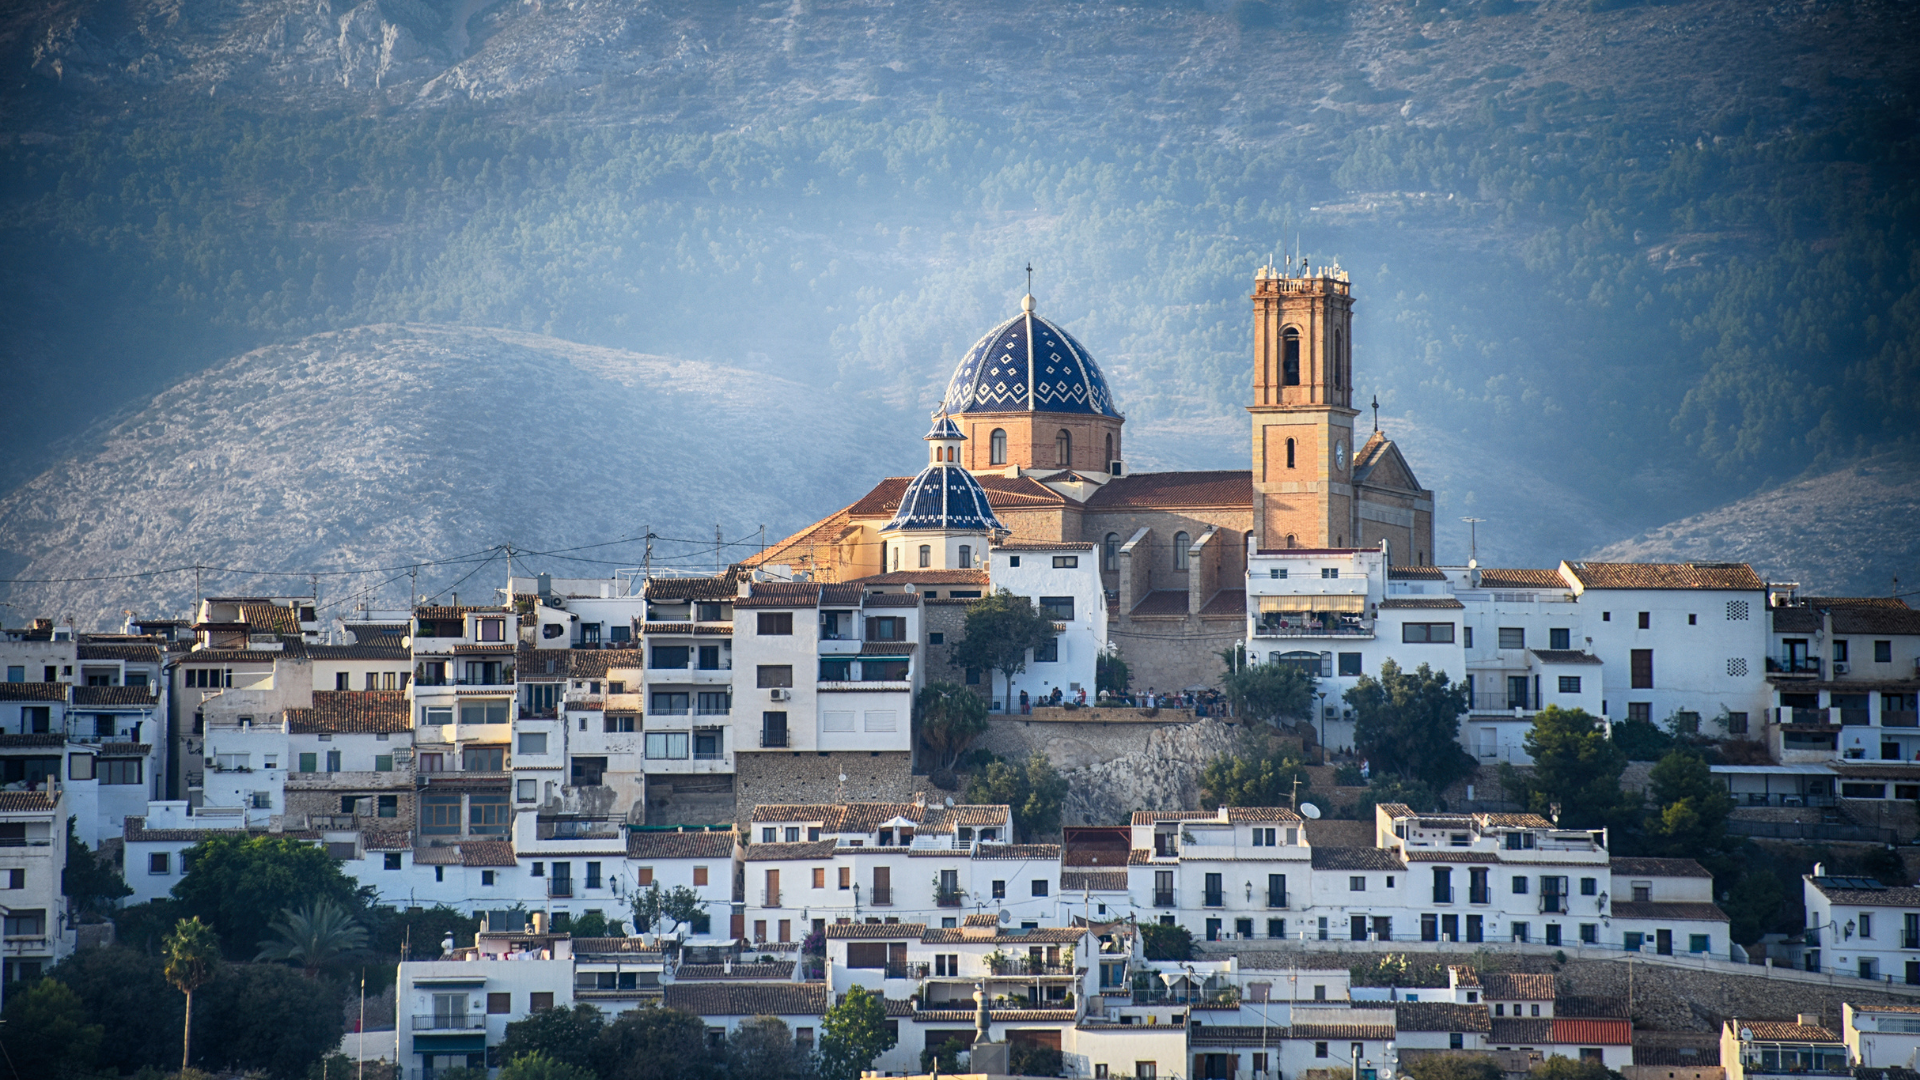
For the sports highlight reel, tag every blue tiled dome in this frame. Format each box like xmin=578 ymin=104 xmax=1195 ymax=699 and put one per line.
xmin=941 ymin=300 xmax=1122 ymax=418
xmin=886 ymin=463 xmax=1005 ymax=533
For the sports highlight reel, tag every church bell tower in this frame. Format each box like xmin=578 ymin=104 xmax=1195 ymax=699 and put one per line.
xmin=1248 ymin=260 xmax=1360 ymax=550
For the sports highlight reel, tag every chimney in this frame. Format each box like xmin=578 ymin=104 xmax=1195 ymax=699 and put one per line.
xmin=1799 ymin=1013 xmax=1821 ymax=1028
xmin=537 ymin=573 xmax=552 ymax=602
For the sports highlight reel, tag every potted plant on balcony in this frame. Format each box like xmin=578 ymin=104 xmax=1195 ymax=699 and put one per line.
xmin=983 ymin=947 xmax=1011 ymax=973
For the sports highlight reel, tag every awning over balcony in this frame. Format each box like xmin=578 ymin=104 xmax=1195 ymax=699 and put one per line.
xmin=1258 ymin=595 xmax=1366 ymax=613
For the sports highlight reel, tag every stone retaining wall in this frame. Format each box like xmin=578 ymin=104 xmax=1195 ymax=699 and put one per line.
xmin=731 ymin=751 xmax=916 ymax=822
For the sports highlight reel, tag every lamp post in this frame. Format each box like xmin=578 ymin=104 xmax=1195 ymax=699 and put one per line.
xmin=1316 ymin=692 xmax=1328 ymax=753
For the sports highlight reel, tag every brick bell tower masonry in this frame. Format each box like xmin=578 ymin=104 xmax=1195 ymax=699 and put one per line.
xmin=1247 ymin=261 xmax=1436 ymax=562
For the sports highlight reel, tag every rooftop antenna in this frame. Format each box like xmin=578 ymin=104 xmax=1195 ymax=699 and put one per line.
xmin=1462 ymin=518 xmax=1484 ymax=565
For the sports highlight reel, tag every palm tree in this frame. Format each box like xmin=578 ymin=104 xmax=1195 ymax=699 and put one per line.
xmin=254 ymin=897 xmax=369 ymax=977
xmin=163 ymin=916 xmax=220 ymax=1075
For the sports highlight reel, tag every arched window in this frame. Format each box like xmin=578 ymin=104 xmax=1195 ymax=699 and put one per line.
xmin=1282 ymin=328 xmax=1301 ymax=386
xmin=990 ymin=429 xmax=1008 ymax=465
xmin=918 ymin=544 xmax=931 ymax=569
xmin=1276 ymin=650 xmax=1330 ymax=678
xmin=1104 ymin=532 xmax=1120 ymax=570
xmin=1055 ymin=429 xmax=1072 ymax=468
xmin=958 ymin=545 xmax=972 ymax=569
xmin=1104 ymin=432 xmax=1114 ymax=468
xmin=891 ymin=545 xmax=901 ymax=571
xmin=1333 ymin=329 xmax=1344 ymax=389
xmin=1173 ymin=531 xmax=1191 ymax=572
xmin=1286 ymin=437 xmax=1296 ymax=469
xmin=1285 ymin=534 xmax=1297 ymax=549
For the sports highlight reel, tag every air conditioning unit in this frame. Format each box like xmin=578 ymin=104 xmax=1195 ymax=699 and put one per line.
xmin=1833 ymin=662 xmax=1849 ymax=675
xmin=770 ymin=688 xmax=792 ymax=701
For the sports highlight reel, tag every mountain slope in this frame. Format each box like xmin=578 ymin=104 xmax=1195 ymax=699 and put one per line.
xmin=0 ymin=324 xmax=889 ymax=626
xmin=1585 ymin=451 xmax=1920 ymax=598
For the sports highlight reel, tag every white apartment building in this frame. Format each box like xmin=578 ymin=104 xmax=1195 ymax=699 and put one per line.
xmin=989 ymin=539 xmax=1107 ymax=707
xmin=0 ymin=787 xmax=74 ymax=984
xmin=1842 ymin=1001 xmax=1920 ymax=1069
xmin=1125 ymin=808 xmax=1311 ymax=943
xmin=1803 ymin=869 xmax=1920 ymax=983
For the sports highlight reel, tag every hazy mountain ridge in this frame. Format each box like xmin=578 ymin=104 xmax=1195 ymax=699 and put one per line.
xmin=0 ymin=324 xmax=886 ymax=627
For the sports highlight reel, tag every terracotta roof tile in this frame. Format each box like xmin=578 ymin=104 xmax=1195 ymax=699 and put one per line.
xmin=77 ymin=643 xmax=163 ymax=662
xmin=1479 ymin=813 xmax=1555 ymax=827
xmin=1129 ymin=590 xmax=1192 ymax=616
xmin=238 ymin=603 xmax=302 ymax=635
xmin=628 ymin=830 xmax=736 ymax=859
xmin=1734 ymin=1020 xmax=1840 ymax=1041
xmin=972 ymin=843 xmax=1060 ymax=860
xmin=72 ymin=685 xmax=158 ymax=706
xmin=362 ymin=829 xmax=412 ymax=851
xmin=1389 ymin=566 xmax=1449 ymax=581
xmin=1832 ymin=606 xmax=1920 ymax=635
xmin=826 ymin=923 xmax=926 ymax=939
xmin=744 ymin=840 xmax=840 ymax=861
xmin=920 ymin=927 xmax=1084 ymax=944
xmin=0 ymin=791 xmax=58 ymax=812
xmin=735 ymin=583 xmax=823 ymax=609
xmin=1481 ymin=973 xmax=1556 ymax=1000
xmin=854 ymin=570 xmax=989 ymax=586
xmin=517 ymin=648 xmax=573 ymax=678
xmin=1563 ymin=561 xmax=1765 ymax=591
xmin=0 ymin=733 xmax=66 ymax=748
xmin=862 ymin=593 xmax=921 ymax=609
xmin=566 ymin=649 xmax=646 ymax=678
xmin=305 ymin=644 xmax=411 ymax=661
xmin=1062 ymin=871 xmax=1128 ymax=891
xmin=1490 ymin=1017 xmax=1555 ymax=1043
xmin=460 ymin=841 xmax=518 ymax=867
xmin=1476 ymin=569 xmax=1567 ymax=590
xmin=1224 ymin=807 xmax=1305 ymax=823
xmin=1609 ymin=900 xmax=1728 ymax=921
xmin=1311 ymin=847 xmax=1406 ymax=871
xmin=674 ymin=962 xmax=790 ymax=980
xmin=286 ymin=691 xmax=410 ymax=734
xmin=1291 ymin=1022 xmax=1400 ymax=1041
xmin=645 ymin=574 xmax=740 ymax=601
xmin=1084 ymin=470 xmax=1253 ymax=509
xmin=0 ymin=683 xmax=66 ymax=702
xmin=663 ymin=982 xmax=827 ymax=1017
xmin=414 ymin=605 xmax=502 ymax=620
xmin=1398 ymin=1002 xmax=1493 ymax=1032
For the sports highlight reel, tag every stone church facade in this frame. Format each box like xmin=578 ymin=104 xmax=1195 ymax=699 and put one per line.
xmin=747 ymin=266 xmax=1435 ymax=692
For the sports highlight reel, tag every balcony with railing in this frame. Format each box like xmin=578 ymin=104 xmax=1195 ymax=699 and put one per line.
xmin=1252 ymin=614 xmax=1374 ymax=640
xmin=1154 ymin=890 xmax=1176 ymax=908
xmin=412 ymin=1013 xmax=487 ymax=1031
xmin=935 ymin=888 xmax=964 ymax=908
xmin=1540 ymin=894 xmax=1569 ymax=914
xmin=1203 ymin=888 xmax=1224 ymax=908
xmin=870 ymin=886 xmax=893 ymax=907
xmin=1468 ymin=691 xmax=1535 ymax=715
xmin=548 ymin=879 xmax=574 ymax=898
xmin=1885 ymin=711 xmax=1920 ymax=728
xmin=1469 ymin=886 xmax=1492 ymax=904
xmin=1433 ymin=886 xmax=1454 ymax=903
xmin=988 ymin=958 xmax=1077 ymax=977
xmin=762 ymin=889 xmax=780 ymax=908
xmin=760 ymin=731 xmax=789 ymax=749
xmin=1768 ymin=657 xmax=1824 ymax=678
xmin=1267 ymin=888 xmax=1288 ymax=908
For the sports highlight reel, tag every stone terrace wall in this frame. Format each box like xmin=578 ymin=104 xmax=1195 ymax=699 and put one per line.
xmin=731 ymin=751 xmax=916 ymax=821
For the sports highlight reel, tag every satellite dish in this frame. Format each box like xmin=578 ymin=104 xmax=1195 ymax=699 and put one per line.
xmin=838 ymin=773 xmax=848 ymax=784
xmin=998 ymin=909 xmax=1012 ymax=925
xmin=945 ymin=796 xmax=955 ymax=808
xmin=1741 ymin=1029 xmax=1755 ymax=1042
xmin=1300 ymin=803 xmax=1322 ymax=819
xmin=401 ymin=635 xmax=412 ymax=649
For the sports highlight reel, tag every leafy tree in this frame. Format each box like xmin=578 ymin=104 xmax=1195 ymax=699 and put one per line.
xmin=501 ymin=1002 xmax=607 ymax=1074
xmin=1199 ymin=738 xmax=1312 ymax=809
xmin=1723 ymin=866 xmax=1787 ymax=945
xmin=1531 ymin=1056 xmax=1623 ymax=1080
xmin=590 ymin=1005 xmax=718 ymax=1080
xmin=0 ymin=975 xmax=104 ymax=1079
xmin=1639 ymin=748 xmax=1735 ymax=860
xmin=63 ymin=816 xmax=132 ymax=916
xmin=1501 ymin=706 xmax=1638 ymax=832
xmin=500 ymin=1051 xmax=599 ymax=1080
xmin=309 ymin=1054 xmax=399 ymax=1080
xmin=1862 ymin=846 xmax=1911 ymax=888
xmin=818 ymin=986 xmax=896 ymax=1080
xmin=570 ymin=910 xmax=619 ymax=938
xmin=1610 ymin=717 xmax=1674 ymax=761
xmin=917 ymin=681 xmax=990 ymax=769
xmin=367 ymin=904 xmax=482 ymax=960
xmin=1405 ymin=1055 xmax=1505 ymax=1080
xmin=727 ymin=1016 xmax=817 ymax=1080
xmin=1136 ymin=921 xmax=1193 ymax=961
xmin=1355 ymin=776 xmax=1439 ymax=818
xmin=1096 ymin=650 xmax=1131 ymax=697
xmin=630 ymin=883 xmax=709 ymax=937
xmin=964 ymin=752 xmax=1068 ymax=841
xmin=51 ymin=944 xmax=182 ymax=1072
xmin=164 ymin=916 xmax=220 ymax=1075
xmin=254 ymin=898 xmax=370 ymax=977
xmin=1347 ymin=660 xmax=1474 ymax=791
xmin=173 ymin=833 xmax=369 ymax=955
xmin=115 ymin=897 xmax=192 ymax=954
xmin=949 ymin=590 xmax=1056 ymax=710
xmin=922 ymin=1036 xmax=968 ymax=1073
xmin=195 ymin=960 xmax=347 ymax=1079
xmin=1011 ymin=1044 xmax=1065 ymax=1077
xmin=1223 ymin=661 xmax=1316 ymax=724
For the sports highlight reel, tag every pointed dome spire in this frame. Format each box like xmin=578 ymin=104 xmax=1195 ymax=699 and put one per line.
xmin=886 ymin=413 xmax=1004 ymax=533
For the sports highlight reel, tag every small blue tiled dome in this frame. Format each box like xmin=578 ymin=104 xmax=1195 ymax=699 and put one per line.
xmin=886 ymin=461 xmax=1005 ymax=533
xmin=941 ymin=298 xmax=1121 ymax=418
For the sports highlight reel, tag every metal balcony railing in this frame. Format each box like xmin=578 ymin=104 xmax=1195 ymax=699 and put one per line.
xmin=1203 ymin=890 xmax=1224 ymax=908
xmin=1540 ymin=895 xmax=1569 ymax=914
xmin=1433 ymin=887 xmax=1454 ymax=903
xmin=548 ymin=880 xmax=573 ymax=898
xmin=1267 ymin=889 xmax=1287 ymax=908
xmin=1768 ymin=657 xmax=1823 ymax=676
xmin=1469 ymin=888 xmax=1493 ymax=904
xmin=1154 ymin=891 xmax=1176 ymax=908
xmin=761 ymin=731 xmax=788 ymax=749
xmin=870 ymin=886 xmax=892 ymax=906
xmin=935 ymin=889 xmax=964 ymax=908
xmin=989 ymin=959 xmax=1076 ymax=976
xmin=413 ymin=1014 xmax=486 ymax=1030
xmin=762 ymin=890 xmax=780 ymax=908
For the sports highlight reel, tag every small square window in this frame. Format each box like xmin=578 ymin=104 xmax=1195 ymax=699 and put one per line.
xmin=384 ymin=852 xmax=402 ymax=870
xmin=149 ymin=853 xmax=170 ymax=874
xmin=1349 ymin=876 xmax=1365 ymax=892
xmin=1637 ymin=611 xmax=1650 ymax=629
xmin=1032 ymin=879 xmax=1049 ymax=897
xmin=992 ymin=880 xmax=1007 ymax=899
xmin=488 ymin=993 xmax=511 ymax=1014
xmin=482 ymin=870 xmax=496 ymax=886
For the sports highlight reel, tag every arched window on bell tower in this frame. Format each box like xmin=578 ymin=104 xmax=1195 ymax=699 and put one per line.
xmin=990 ymin=429 xmax=1008 ymax=465
xmin=1333 ymin=329 xmax=1344 ymax=390
xmin=1282 ymin=328 xmax=1301 ymax=386
xmin=1286 ymin=438 xmax=1296 ymax=469
xmin=1055 ymin=429 xmax=1071 ymax=468
xmin=1104 ymin=432 xmax=1114 ymax=470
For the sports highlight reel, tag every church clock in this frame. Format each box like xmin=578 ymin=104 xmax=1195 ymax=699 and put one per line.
xmin=1335 ymin=440 xmax=1349 ymax=473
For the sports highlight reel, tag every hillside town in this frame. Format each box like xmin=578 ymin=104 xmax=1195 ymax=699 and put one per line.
xmin=5 ymin=268 xmax=1919 ymax=1080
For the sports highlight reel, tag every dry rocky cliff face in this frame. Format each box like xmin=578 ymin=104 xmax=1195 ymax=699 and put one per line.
xmin=0 ymin=324 xmax=882 ymax=627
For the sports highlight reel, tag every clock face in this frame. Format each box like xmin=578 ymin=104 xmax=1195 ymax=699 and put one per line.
xmin=1335 ymin=441 xmax=1349 ymax=472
